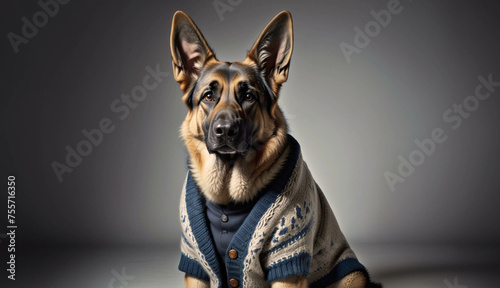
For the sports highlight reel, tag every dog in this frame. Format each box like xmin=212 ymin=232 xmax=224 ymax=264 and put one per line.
xmin=170 ymin=10 xmax=381 ymax=288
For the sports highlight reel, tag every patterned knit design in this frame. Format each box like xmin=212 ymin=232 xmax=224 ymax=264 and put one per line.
xmin=178 ymin=135 xmax=369 ymax=288
xmin=242 ymin=153 xmax=358 ymax=287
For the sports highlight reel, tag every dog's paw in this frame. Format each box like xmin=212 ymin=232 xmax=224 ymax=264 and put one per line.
xmin=184 ymin=274 xmax=209 ymax=288
xmin=327 ymin=271 xmax=367 ymax=288
xmin=271 ymin=276 xmax=308 ymax=288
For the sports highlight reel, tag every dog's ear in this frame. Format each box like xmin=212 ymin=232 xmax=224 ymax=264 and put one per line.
xmin=170 ymin=11 xmax=217 ymax=92
xmin=247 ymin=11 xmax=293 ymax=91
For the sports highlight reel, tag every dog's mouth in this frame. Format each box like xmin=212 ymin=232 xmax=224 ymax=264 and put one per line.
xmin=213 ymin=145 xmax=238 ymax=155
xmin=207 ymin=141 xmax=250 ymax=156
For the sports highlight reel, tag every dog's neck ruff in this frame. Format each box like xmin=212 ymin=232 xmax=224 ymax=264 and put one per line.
xmin=189 ymin=126 xmax=289 ymax=205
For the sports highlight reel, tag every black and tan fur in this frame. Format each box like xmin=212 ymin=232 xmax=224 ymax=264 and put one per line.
xmin=170 ymin=10 xmax=368 ymax=288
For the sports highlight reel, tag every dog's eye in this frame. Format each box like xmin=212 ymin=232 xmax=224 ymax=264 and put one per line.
xmin=244 ymin=93 xmax=255 ymax=102
xmin=203 ymin=91 xmax=214 ymax=102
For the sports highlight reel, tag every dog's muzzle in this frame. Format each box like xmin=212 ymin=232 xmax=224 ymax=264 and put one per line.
xmin=206 ymin=110 xmax=250 ymax=155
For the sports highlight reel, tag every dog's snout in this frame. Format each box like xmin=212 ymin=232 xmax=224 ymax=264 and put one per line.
xmin=212 ymin=110 xmax=240 ymax=139
xmin=204 ymin=108 xmax=250 ymax=155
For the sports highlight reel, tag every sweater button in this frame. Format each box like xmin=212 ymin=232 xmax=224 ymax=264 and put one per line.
xmin=229 ymin=278 xmax=239 ymax=287
xmin=221 ymin=214 xmax=228 ymax=222
xmin=228 ymin=249 xmax=238 ymax=259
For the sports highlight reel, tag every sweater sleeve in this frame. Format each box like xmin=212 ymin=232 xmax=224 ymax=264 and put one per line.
xmin=262 ymin=200 xmax=316 ymax=282
xmin=259 ymin=158 xmax=367 ymax=285
xmin=259 ymin=159 xmax=319 ymax=282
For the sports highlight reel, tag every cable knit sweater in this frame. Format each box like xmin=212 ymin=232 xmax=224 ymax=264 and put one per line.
xmin=178 ymin=135 xmax=373 ymax=288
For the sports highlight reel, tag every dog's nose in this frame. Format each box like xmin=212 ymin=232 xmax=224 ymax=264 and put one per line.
xmin=212 ymin=110 xmax=240 ymax=139
xmin=214 ymin=120 xmax=239 ymax=139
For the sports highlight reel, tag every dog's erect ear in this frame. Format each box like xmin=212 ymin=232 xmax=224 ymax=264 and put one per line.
xmin=247 ymin=11 xmax=293 ymax=89
xmin=170 ymin=11 xmax=216 ymax=92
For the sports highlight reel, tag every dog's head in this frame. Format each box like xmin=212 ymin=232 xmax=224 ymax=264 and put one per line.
xmin=170 ymin=11 xmax=293 ymax=160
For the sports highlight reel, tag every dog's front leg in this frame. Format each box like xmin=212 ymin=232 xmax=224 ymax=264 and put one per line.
xmin=184 ymin=274 xmax=209 ymax=288
xmin=326 ymin=271 xmax=367 ymax=288
xmin=270 ymin=271 xmax=367 ymax=288
xmin=271 ymin=276 xmax=308 ymax=288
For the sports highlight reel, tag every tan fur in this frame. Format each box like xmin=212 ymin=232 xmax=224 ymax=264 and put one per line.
xmin=268 ymin=271 xmax=367 ymax=288
xmin=184 ymin=272 xmax=367 ymax=288
xmin=271 ymin=276 xmax=308 ymax=288
xmin=327 ymin=271 xmax=367 ymax=288
xmin=185 ymin=274 xmax=209 ymax=288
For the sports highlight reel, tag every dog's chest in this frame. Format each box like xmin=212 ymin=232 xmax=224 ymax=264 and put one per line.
xmin=205 ymin=199 xmax=254 ymax=262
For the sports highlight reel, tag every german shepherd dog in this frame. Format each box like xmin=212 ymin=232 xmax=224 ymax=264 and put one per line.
xmin=171 ymin=11 xmax=380 ymax=288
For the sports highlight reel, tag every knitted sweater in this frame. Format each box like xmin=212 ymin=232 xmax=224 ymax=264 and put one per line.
xmin=179 ymin=135 xmax=370 ymax=288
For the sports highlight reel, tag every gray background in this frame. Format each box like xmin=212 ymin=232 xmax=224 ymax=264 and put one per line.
xmin=1 ymin=0 xmax=500 ymax=287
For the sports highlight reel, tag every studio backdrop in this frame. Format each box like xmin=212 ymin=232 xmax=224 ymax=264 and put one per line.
xmin=1 ymin=0 xmax=500 ymax=287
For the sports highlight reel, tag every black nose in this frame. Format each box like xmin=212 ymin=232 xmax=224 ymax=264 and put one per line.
xmin=212 ymin=110 xmax=240 ymax=139
xmin=214 ymin=120 xmax=239 ymax=139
